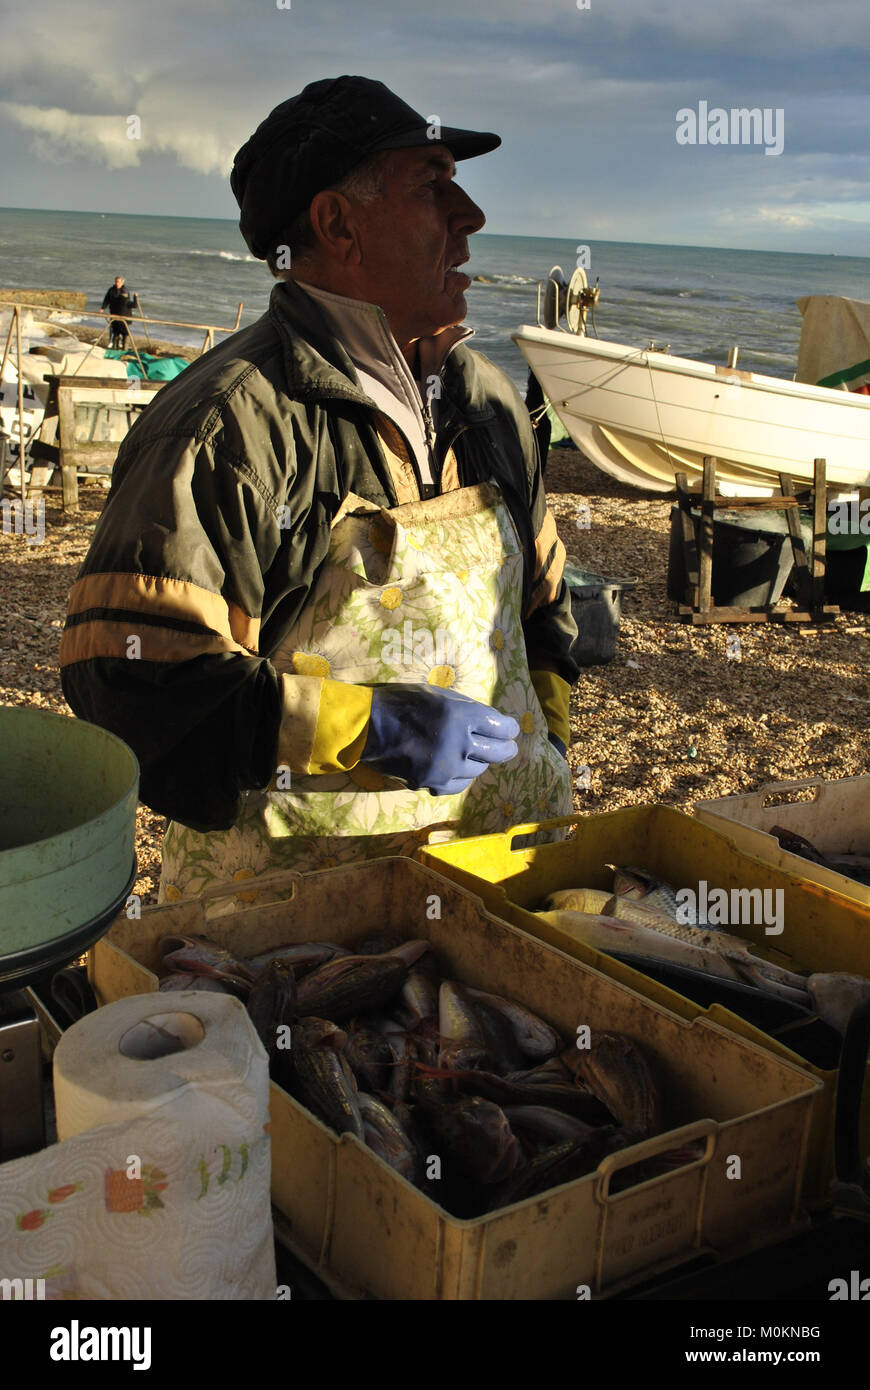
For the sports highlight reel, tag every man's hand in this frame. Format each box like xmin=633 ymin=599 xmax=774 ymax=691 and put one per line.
xmin=361 ymin=683 xmax=519 ymax=795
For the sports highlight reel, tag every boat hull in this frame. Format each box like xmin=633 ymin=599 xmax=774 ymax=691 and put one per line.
xmin=514 ymin=327 xmax=870 ymax=497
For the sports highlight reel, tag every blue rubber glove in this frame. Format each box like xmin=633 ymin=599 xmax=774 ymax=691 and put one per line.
xmin=361 ymin=683 xmax=520 ymax=796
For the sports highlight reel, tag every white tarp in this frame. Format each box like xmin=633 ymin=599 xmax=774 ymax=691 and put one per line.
xmin=0 ymin=323 xmax=127 ymax=471
xmin=796 ymin=295 xmax=870 ymax=390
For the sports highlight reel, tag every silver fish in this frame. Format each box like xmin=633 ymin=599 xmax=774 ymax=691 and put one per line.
xmin=343 ymin=1025 xmax=393 ymax=1092
xmin=295 ymin=943 xmax=428 ymax=1020
xmin=438 ymin=981 xmax=496 ymax=1070
xmin=608 ymin=866 xmax=682 ymax=919
xmin=358 ymin=1093 xmax=418 ymax=1182
xmin=503 ymin=1106 xmax=596 ymax=1147
xmin=465 ymin=987 xmax=562 ymax=1063
xmin=418 ymin=1093 xmax=520 ymax=1184
xmin=289 ymin=1017 xmax=363 ymax=1138
xmin=245 ymin=942 xmax=348 ymax=976
xmin=536 ymin=909 xmax=810 ymax=1004
xmin=159 ymin=934 xmax=256 ymax=990
xmin=562 ymin=1032 xmax=664 ymax=1139
xmin=399 ymin=968 xmax=439 ymax=1026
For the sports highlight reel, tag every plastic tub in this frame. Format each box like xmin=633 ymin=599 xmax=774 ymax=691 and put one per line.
xmin=667 ymin=505 xmax=813 ymax=608
xmin=0 ymin=707 xmax=138 ymax=954
xmin=696 ymin=776 xmax=870 ymax=910
xmin=91 ymin=857 xmax=820 ymax=1301
xmin=565 ymin=566 xmax=637 ymax=666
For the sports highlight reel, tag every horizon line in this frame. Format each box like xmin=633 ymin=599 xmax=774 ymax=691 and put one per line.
xmin=0 ymin=204 xmax=866 ymax=262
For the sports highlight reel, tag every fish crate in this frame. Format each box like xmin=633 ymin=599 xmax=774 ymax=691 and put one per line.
xmin=696 ymin=776 xmax=870 ymax=911
xmin=417 ymin=807 xmax=870 ymax=1204
xmin=90 ymin=857 xmax=819 ymax=1301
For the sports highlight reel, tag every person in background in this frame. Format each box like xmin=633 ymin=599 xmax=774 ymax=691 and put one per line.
xmin=100 ymin=276 xmax=140 ymax=350
xmin=62 ymin=76 xmax=578 ymax=911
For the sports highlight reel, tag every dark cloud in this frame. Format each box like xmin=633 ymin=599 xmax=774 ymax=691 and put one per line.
xmin=0 ymin=0 xmax=867 ymax=253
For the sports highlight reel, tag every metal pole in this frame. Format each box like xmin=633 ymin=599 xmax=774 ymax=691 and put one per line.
xmin=119 ymin=322 xmax=147 ymax=377
xmin=133 ymin=297 xmax=153 ymax=347
xmin=9 ymin=302 xmax=242 ymax=339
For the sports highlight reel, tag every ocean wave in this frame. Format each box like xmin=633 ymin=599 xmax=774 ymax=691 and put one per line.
xmin=472 ymin=273 xmax=536 ymax=286
xmin=183 ymin=249 xmax=259 ymax=263
xmin=634 ymin=285 xmax=707 ymax=299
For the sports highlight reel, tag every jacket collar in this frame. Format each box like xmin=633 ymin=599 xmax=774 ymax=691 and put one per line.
xmin=269 ymin=279 xmax=493 ymax=423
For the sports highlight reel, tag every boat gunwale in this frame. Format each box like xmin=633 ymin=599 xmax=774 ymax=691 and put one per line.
xmin=512 ymin=326 xmax=870 ymax=414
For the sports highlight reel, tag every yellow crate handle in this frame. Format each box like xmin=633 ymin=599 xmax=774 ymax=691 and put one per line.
xmin=417 ymin=814 xmax=583 ymax=851
xmin=505 ymin=813 xmax=585 ymax=848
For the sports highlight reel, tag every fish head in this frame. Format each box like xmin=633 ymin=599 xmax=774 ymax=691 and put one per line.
xmin=294 ymin=1017 xmax=348 ymax=1050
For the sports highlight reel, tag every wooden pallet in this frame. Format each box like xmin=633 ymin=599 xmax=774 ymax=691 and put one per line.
xmin=54 ymin=373 xmax=163 ymax=512
xmin=674 ymin=456 xmax=839 ymax=625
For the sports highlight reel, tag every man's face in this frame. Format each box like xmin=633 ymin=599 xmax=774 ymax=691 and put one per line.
xmin=114 ymin=277 xmax=124 ymax=288
xmin=349 ymin=146 xmax=486 ymax=343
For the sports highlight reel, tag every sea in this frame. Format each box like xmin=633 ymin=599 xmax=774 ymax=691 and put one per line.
xmin=2 ymin=206 xmax=869 ymax=394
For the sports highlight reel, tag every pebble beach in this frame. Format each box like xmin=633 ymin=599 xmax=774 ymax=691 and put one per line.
xmin=4 ymin=446 xmax=870 ymax=907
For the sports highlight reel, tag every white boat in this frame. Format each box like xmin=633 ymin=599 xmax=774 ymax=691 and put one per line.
xmin=514 ymin=278 xmax=870 ymax=498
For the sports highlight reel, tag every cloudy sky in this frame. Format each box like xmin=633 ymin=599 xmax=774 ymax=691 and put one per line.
xmin=1 ymin=0 xmax=868 ymax=254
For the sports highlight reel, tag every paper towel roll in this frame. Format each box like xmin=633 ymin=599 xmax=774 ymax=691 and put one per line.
xmin=25 ymin=991 xmax=279 ymax=1299
xmin=54 ymin=992 xmax=265 ymax=1139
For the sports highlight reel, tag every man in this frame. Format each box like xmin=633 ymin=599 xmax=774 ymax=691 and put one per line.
xmin=100 ymin=276 xmax=140 ymax=350
xmin=62 ymin=76 xmax=578 ymax=909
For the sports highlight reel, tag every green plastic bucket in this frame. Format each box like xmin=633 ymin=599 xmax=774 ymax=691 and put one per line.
xmin=0 ymin=707 xmax=139 ymax=953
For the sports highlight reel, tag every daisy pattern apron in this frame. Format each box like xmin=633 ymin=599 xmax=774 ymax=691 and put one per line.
xmin=160 ymin=481 xmax=572 ymax=914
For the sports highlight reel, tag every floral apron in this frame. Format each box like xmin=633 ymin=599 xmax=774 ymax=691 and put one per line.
xmin=160 ymin=481 xmax=572 ymax=914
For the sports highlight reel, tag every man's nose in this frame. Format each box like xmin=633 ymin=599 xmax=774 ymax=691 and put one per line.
xmin=448 ymin=183 xmax=486 ymax=235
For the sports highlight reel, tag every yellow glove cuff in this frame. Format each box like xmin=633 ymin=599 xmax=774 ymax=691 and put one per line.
xmin=276 ymin=675 xmax=373 ymax=775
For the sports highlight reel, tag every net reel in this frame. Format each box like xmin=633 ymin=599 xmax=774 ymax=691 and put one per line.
xmin=536 ymin=266 xmax=600 ymax=334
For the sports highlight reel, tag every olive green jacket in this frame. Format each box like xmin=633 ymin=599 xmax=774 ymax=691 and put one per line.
xmin=61 ymin=280 xmax=577 ymax=830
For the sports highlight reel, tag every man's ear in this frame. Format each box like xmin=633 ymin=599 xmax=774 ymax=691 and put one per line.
xmin=308 ymin=190 xmax=363 ymax=267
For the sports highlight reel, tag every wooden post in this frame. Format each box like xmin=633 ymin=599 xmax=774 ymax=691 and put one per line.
xmin=698 ymin=456 xmax=716 ymax=615
xmin=675 ymin=471 xmax=700 ymax=607
xmin=812 ymin=457 xmax=827 ymax=613
xmin=57 ymin=382 xmax=79 ymax=514
xmin=0 ymin=307 xmax=15 ymax=386
xmin=779 ymin=472 xmax=812 ymax=610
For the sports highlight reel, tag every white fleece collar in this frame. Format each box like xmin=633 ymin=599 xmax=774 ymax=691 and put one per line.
xmin=294 ymin=279 xmax=473 ymax=488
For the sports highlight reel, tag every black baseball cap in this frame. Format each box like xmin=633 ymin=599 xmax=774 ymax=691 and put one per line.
xmin=231 ymin=75 xmax=501 ymax=260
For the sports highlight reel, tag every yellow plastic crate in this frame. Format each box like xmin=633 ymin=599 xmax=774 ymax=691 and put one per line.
xmin=90 ymin=857 xmax=819 ymax=1301
xmin=418 ymin=805 xmax=870 ymax=1202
